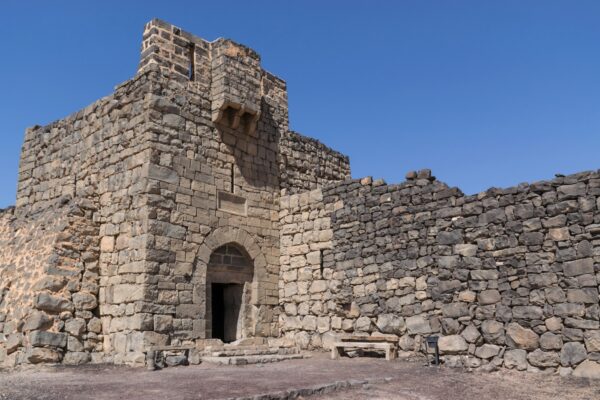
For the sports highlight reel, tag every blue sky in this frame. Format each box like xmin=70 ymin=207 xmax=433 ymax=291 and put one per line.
xmin=1 ymin=1 xmax=599 ymax=208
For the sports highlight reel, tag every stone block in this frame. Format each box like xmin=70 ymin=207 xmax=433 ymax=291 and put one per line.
xmin=475 ymin=344 xmax=500 ymax=359
xmin=29 ymin=331 xmax=67 ymax=348
xmin=540 ymin=332 xmax=562 ymax=350
xmin=112 ymin=284 xmax=145 ymax=303
xmin=454 ymin=244 xmax=477 ymax=257
xmin=406 ymin=315 xmax=431 ymax=335
xmin=441 ymin=303 xmax=469 ymax=318
xmin=438 ymin=335 xmax=468 ymax=354
xmin=63 ymin=352 xmax=90 ymax=365
xmin=437 ymin=231 xmax=463 ymax=245
xmin=563 ymin=258 xmax=594 ymax=277
xmin=478 ymin=290 xmax=501 ymax=305
xmin=512 ymin=306 xmax=543 ymax=320
xmin=481 ymin=320 xmax=505 ymax=345
xmin=64 ymin=318 xmax=86 ymax=337
xmin=375 ymin=314 xmax=405 ymax=335
xmin=527 ymin=349 xmax=560 ymax=368
xmin=506 ymin=322 xmax=539 ymax=350
xmin=567 ymin=288 xmax=598 ymax=304
xmin=72 ymin=292 xmax=98 ymax=310
xmin=35 ymin=293 xmax=73 ymax=313
xmin=470 ymin=270 xmax=498 ymax=280
xmin=27 ymin=348 xmax=61 ymax=364
xmin=560 ymin=342 xmax=587 ymax=367
xmin=461 ymin=324 xmax=481 ymax=343
xmin=584 ymin=331 xmax=600 ymax=352
xmin=573 ymin=360 xmax=600 ymax=379
xmin=504 ymin=349 xmax=528 ymax=371
xmin=22 ymin=312 xmax=53 ymax=332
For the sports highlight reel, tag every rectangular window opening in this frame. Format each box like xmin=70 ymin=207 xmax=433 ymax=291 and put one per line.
xmin=319 ymin=249 xmax=325 ymax=277
xmin=230 ymin=164 xmax=235 ymax=193
xmin=188 ymin=43 xmax=195 ymax=81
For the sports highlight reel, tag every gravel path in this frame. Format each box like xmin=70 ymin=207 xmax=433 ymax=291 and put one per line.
xmin=0 ymin=354 xmax=598 ymax=400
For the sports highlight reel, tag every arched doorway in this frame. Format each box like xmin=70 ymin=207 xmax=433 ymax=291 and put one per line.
xmin=207 ymin=243 xmax=254 ymax=342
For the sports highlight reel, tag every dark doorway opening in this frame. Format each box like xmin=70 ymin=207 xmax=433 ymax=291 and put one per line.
xmin=211 ymin=283 xmax=244 ymax=343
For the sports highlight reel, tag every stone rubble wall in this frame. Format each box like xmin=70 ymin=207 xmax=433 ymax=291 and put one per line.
xmin=0 ymin=199 xmax=101 ymax=368
xmin=279 ymin=170 xmax=600 ymax=377
xmin=13 ymin=68 xmax=156 ymax=366
xmin=279 ymin=131 xmax=350 ymax=194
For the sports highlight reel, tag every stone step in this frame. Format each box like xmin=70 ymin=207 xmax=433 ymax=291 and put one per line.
xmin=201 ymin=352 xmax=307 ymax=366
xmin=205 ymin=344 xmax=272 ymax=352
xmin=204 ymin=346 xmax=300 ymax=358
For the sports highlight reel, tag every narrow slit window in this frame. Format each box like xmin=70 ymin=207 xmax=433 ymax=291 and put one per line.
xmin=319 ymin=249 xmax=325 ymax=277
xmin=188 ymin=44 xmax=195 ymax=81
xmin=230 ymin=164 xmax=235 ymax=193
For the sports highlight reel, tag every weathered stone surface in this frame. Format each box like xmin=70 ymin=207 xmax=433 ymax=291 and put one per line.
xmin=355 ymin=316 xmax=372 ymax=332
xmin=481 ymin=320 xmax=505 ymax=345
xmin=438 ymin=335 xmax=468 ymax=354
xmin=437 ymin=231 xmax=463 ymax=245
xmin=33 ymin=276 xmax=67 ymax=292
xmin=35 ymin=293 xmax=73 ymax=313
xmin=539 ymin=332 xmax=562 ymax=351
xmin=165 ymin=355 xmax=188 ymax=367
xmin=65 ymin=319 xmax=87 ymax=337
xmin=563 ymin=258 xmax=594 ymax=277
xmin=475 ymin=344 xmax=500 ymax=359
xmin=478 ymin=290 xmax=501 ymax=305
xmin=454 ymin=244 xmax=477 ymax=257
xmin=512 ymin=306 xmax=544 ymax=320
xmin=72 ymin=292 xmax=97 ymax=310
xmin=560 ymin=342 xmax=587 ymax=367
xmin=504 ymin=349 xmax=528 ymax=371
xmin=527 ymin=349 xmax=560 ymax=368
xmin=22 ymin=311 xmax=53 ymax=331
xmin=5 ymin=334 xmax=22 ymax=354
xmin=29 ymin=331 xmax=67 ymax=348
xmin=584 ymin=331 xmax=600 ymax=352
xmin=506 ymin=323 xmax=539 ymax=350
xmin=406 ymin=315 xmax=431 ymax=335
xmin=63 ymin=352 xmax=90 ymax=365
xmin=441 ymin=303 xmax=469 ymax=318
xmin=573 ymin=360 xmax=600 ymax=379
xmin=27 ymin=348 xmax=61 ymax=364
xmin=375 ymin=314 xmax=405 ymax=335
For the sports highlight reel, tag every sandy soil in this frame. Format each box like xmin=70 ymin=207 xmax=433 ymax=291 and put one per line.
xmin=0 ymin=353 xmax=598 ymax=400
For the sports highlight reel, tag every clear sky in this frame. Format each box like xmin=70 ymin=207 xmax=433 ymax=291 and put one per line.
xmin=1 ymin=0 xmax=599 ymax=208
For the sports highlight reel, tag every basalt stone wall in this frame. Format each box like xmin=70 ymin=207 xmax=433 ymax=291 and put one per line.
xmin=279 ymin=131 xmax=351 ymax=194
xmin=279 ymin=170 xmax=600 ymax=377
xmin=134 ymin=19 xmax=350 ymax=348
xmin=12 ymin=69 xmax=156 ymax=366
xmin=2 ymin=18 xmax=352 ymax=369
xmin=0 ymin=200 xmax=101 ymax=368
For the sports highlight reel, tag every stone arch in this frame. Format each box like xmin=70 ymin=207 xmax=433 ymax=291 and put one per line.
xmin=193 ymin=227 xmax=271 ymax=340
xmin=195 ymin=227 xmax=268 ymax=287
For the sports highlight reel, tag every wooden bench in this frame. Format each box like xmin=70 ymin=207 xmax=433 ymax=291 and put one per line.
xmin=331 ymin=337 xmax=397 ymax=361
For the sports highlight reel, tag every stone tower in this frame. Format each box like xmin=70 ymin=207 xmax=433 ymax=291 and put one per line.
xmin=0 ymin=19 xmax=350 ymax=367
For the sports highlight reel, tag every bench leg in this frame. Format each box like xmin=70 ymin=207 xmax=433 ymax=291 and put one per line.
xmin=384 ymin=346 xmax=397 ymax=361
xmin=331 ymin=346 xmax=341 ymax=360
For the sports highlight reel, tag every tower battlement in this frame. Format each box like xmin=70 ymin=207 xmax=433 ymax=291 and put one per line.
xmin=139 ymin=19 xmax=272 ymax=136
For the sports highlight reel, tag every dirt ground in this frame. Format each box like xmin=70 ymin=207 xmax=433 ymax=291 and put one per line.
xmin=0 ymin=353 xmax=598 ymax=400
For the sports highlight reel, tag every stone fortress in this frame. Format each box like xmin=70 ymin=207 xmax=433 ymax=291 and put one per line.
xmin=1 ymin=19 xmax=599 ymax=378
